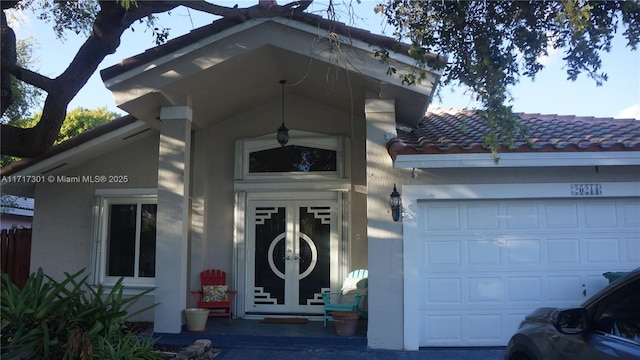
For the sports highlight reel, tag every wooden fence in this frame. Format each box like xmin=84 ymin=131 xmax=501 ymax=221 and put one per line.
xmin=1 ymin=228 xmax=32 ymax=289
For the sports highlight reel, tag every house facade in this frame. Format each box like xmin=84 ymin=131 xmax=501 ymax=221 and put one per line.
xmin=2 ymin=14 xmax=639 ymax=351
xmin=1 ymin=195 xmax=33 ymax=229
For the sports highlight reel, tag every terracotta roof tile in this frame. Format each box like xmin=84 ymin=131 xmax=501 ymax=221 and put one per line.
xmin=388 ymin=108 xmax=640 ymax=158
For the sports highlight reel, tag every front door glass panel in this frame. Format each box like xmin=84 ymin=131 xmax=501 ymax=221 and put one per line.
xmin=249 ymin=200 xmax=336 ymax=314
xmin=298 ymin=206 xmax=331 ymax=305
xmin=254 ymin=207 xmax=286 ymax=305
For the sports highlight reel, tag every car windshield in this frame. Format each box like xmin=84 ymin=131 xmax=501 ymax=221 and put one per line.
xmin=592 ymin=278 xmax=640 ymax=344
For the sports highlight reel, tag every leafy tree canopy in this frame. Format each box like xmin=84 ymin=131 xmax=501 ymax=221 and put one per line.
xmin=1 ymin=106 xmax=119 ymax=167
xmin=377 ymin=0 xmax=640 ymax=153
xmin=1 ymin=36 xmax=43 ymax=124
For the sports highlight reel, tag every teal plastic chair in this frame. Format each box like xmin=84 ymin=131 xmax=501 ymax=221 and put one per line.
xmin=322 ymin=269 xmax=368 ymax=327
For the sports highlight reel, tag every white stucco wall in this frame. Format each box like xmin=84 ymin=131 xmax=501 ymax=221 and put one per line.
xmin=364 ymin=98 xmax=405 ymax=350
xmin=192 ymin=93 xmax=368 ymax=290
xmin=30 ymin=134 xmax=159 ymax=320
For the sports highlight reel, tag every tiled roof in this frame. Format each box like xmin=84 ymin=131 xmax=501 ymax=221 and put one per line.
xmin=388 ymin=108 xmax=640 ymax=158
xmin=2 ymin=195 xmax=34 ymax=211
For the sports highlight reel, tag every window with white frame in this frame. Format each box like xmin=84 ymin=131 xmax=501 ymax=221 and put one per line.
xmin=94 ymin=191 xmax=157 ymax=287
xmin=237 ymin=132 xmax=345 ymax=180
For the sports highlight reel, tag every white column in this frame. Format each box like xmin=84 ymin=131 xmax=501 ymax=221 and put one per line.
xmin=154 ymin=105 xmax=192 ymax=333
xmin=364 ymin=98 xmax=405 ymax=350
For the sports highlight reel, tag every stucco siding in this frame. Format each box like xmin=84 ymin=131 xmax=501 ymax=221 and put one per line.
xmin=365 ymin=99 xmax=405 ymax=350
xmin=30 ymin=134 xmax=159 ymax=283
xmin=197 ymin=94 xmax=365 ymax=279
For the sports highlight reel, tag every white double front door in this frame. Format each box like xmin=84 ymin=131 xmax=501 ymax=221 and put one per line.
xmin=245 ymin=195 xmax=340 ymax=315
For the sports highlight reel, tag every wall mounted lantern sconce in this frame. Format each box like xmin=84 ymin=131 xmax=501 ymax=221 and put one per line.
xmin=390 ymin=184 xmax=402 ymax=222
xmin=277 ymin=79 xmax=289 ymax=147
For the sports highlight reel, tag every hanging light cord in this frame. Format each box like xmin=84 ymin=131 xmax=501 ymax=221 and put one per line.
xmin=280 ymin=79 xmax=286 ymax=127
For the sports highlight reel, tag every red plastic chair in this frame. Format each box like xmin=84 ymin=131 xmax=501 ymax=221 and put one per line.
xmin=190 ymin=269 xmax=237 ymax=324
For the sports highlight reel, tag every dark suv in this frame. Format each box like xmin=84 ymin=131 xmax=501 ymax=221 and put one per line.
xmin=505 ymin=269 xmax=640 ymax=360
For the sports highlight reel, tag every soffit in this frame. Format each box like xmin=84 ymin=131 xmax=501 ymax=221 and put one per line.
xmin=104 ymin=19 xmax=439 ymax=129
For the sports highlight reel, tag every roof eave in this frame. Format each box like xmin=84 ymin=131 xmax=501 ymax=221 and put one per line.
xmin=393 ymin=151 xmax=640 ymax=169
xmin=0 ymin=117 xmax=152 ymax=197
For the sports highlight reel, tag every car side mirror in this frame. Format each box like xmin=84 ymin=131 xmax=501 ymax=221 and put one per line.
xmin=552 ymin=308 xmax=588 ymax=335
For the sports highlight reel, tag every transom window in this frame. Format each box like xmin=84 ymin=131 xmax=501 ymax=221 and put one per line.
xmin=93 ymin=191 xmax=157 ymax=287
xmin=237 ymin=133 xmax=344 ymax=180
xmin=249 ymin=145 xmax=337 ymax=173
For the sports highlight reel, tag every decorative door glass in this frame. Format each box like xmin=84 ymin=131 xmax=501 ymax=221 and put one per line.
xmin=250 ymin=200 xmax=335 ymax=314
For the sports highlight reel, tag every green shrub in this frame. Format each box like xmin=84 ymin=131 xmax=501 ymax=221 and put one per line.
xmin=1 ymin=268 xmax=160 ymax=360
xmin=93 ymin=331 xmax=161 ymax=360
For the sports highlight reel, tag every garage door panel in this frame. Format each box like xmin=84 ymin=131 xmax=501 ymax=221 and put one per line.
xmin=426 ymin=241 xmax=461 ymax=266
xmin=415 ymin=198 xmax=639 ymax=347
xmin=425 ymin=278 xmax=461 ymax=304
xmin=506 ymin=238 xmax=541 ymax=265
xmin=422 ymin=314 xmax=462 ymax=344
xmin=505 ymin=203 xmax=540 ymax=229
xmin=468 ymin=240 xmax=500 ymax=265
xmin=468 ymin=315 xmax=503 ymax=342
xmin=624 ymin=237 xmax=640 ymax=262
xmin=622 ymin=202 xmax=640 ymax=226
xmin=547 ymin=238 xmax=581 ymax=264
xmin=420 ymin=310 xmax=527 ymax=346
xmin=583 ymin=200 xmax=617 ymax=227
xmin=468 ymin=277 xmax=503 ymax=303
xmin=544 ymin=202 xmax=579 ymax=228
xmin=584 ymin=238 xmax=620 ymax=262
xmin=424 ymin=204 xmax=460 ymax=230
xmin=507 ymin=277 xmax=541 ymax=302
xmin=547 ymin=275 xmax=584 ymax=301
xmin=467 ymin=203 xmax=500 ymax=229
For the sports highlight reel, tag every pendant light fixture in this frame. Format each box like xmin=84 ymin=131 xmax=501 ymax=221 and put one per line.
xmin=277 ymin=79 xmax=289 ymax=147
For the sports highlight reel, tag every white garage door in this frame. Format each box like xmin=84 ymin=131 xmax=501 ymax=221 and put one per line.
xmin=415 ymin=198 xmax=640 ymax=347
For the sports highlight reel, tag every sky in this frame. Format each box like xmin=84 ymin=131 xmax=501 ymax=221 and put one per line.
xmin=8 ymin=0 xmax=640 ymax=120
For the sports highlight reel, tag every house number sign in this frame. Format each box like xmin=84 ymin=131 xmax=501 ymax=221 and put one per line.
xmin=571 ymin=184 xmax=602 ymax=196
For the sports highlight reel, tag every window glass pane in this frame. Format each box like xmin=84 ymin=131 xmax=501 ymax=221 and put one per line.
xmin=298 ymin=206 xmax=331 ymax=305
xmin=254 ymin=207 xmax=286 ymax=304
xmin=249 ymin=145 xmax=337 ymax=173
xmin=107 ymin=204 xmax=136 ymax=277
xmin=138 ymin=204 xmax=157 ymax=277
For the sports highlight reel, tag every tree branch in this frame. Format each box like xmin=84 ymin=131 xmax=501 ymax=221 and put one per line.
xmin=1 ymin=0 xmax=314 ymax=158
xmin=0 ymin=58 xmax=56 ymax=92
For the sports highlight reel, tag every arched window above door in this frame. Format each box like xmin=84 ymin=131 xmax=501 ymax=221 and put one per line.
xmin=235 ymin=131 xmax=347 ymax=182
xmin=249 ymin=145 xmax=337 ymax=173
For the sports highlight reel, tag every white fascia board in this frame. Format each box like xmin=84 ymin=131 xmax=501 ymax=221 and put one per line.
xmin=394 ymin=151 xmax=640 ymax=169
xmin=403 ymin=182 xmax=640 ymax=201
xmin=3 ymin=208 xmax=34 ymax=217
xmin=11 ymin=121 xmax=151 ymax=177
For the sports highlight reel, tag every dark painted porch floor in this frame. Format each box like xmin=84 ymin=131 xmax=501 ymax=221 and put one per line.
xmin=150 ymin=318 xmax=368 ymax=351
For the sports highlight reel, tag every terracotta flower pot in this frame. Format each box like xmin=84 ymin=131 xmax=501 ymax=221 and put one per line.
xmin=331 ymin=311 xmax=360 ymax=336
